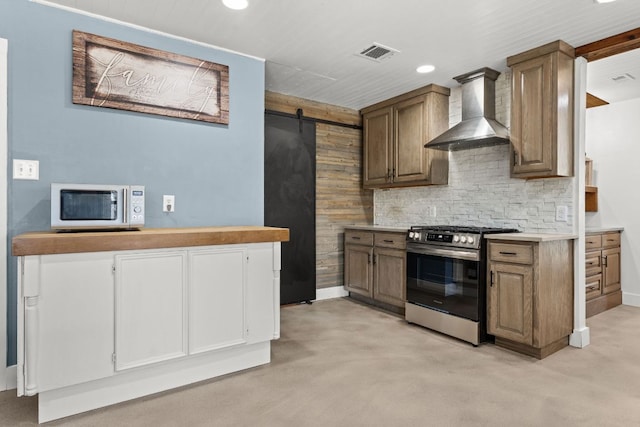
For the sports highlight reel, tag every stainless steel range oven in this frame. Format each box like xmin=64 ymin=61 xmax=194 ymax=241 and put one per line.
xmin=405 ymin=225 xmax=518 ymax=345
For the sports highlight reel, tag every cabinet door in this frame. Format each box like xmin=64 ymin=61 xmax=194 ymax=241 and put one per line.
xmin=510 ymin=54 xmax=554 ymax=176
xmin=363 ymin=107 xmax=393 ymax=188
xmin=189 ymin=248 xmax=246 ymax=355
xmin=394 ymin=95 xmax=428 ymax=184
xmin=602 ymin=247 xmax=621 ymax=294
xmin=344 ymin=244 xmax=373 ymax=297
xmin=115 ymin=251 xmax=188 ymax=370
xmin=373 ymin=247 xmax=406 ymax=307
xmin=36 ymin=253 xmax=115 ymax=392
xmin=488 ymin=262 xmax=533 ymax=345
xmin=245 ymin=243 xmax=277 ymax=343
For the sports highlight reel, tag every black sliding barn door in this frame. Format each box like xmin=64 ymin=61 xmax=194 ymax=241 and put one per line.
xmin=265 ymin=113 xmax=316 ymax=304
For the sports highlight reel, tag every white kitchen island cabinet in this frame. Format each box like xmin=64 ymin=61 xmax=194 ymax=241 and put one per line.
xmin=13 ymin=226 xmax=288 ymax=423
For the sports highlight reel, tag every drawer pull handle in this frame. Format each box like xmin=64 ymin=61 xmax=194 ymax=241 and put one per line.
xmin=499 ymin=251 xmax=518 ymax=256
xmin=587 ymin=285 xmax=598 ymax=290
xmin=433 ymin=299 xmax=443 ymax=305
xmin=586 ymin=261 xmax=596 ymax=266
xmin=351 ymin=236 xmax=361 ymax=240
xmin=383 ymin=239 xmax=394 ymax=243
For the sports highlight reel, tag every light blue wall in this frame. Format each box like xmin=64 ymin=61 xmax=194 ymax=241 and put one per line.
xmin=1 ymin=1 xmax=265 ymax=365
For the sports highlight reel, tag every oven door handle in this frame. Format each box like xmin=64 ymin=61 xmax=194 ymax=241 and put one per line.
xmin=406 ymin=244 xmax=480 ymax=262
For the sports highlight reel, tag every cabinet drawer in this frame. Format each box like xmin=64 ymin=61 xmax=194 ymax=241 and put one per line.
xmin=489 ymin=242 xmax=533 ymax=264
xmin=585 ymin=274 xmax=602 ymax=301
xmin=585 ymin=234 xmax=602 ymax=250
xmin=374 ymin=232 xmax=406 ymax=249
xmin=602 ymin=232 xmax=620 ymax=248
xmin=345 ymin=230 xmax=374 ymax=246
xmin=585 ymin=251 xmax=602 ymax=276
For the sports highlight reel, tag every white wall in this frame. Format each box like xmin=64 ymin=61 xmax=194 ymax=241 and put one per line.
xmin=585 ymin=98 xmax=640 ymax=306
xmin=374 ymin=71 xmax=575 ymax=233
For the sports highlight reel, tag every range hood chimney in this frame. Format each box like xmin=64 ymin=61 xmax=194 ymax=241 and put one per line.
xmin=426 ymin=67 xmax=509 ymax=151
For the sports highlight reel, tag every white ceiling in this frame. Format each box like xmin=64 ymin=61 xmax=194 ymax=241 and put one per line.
xmin=37 ymin=0 xmax=640 ymax=110
xmin=587 ymin=49 xmax=640 ymax=104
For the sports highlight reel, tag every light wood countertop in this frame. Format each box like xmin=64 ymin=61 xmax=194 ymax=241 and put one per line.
xmin=12 ymin=226 xmax=290 ymax=256
xmin=586 ymin=227 xmax=624 ymax=234
xmin=484 ymin=232 xmax=578 ymax=242
xmin=344 ymin=225 xmax=408 ymax=233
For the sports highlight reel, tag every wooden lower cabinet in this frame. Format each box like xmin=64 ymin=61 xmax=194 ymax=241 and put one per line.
xmin=344 ymin=228 xmax=406 ymax=310
xmin=586 ymin=231 xmax=622 ymax=318
xmin=487 ymin=237 xmax=574 ymax=359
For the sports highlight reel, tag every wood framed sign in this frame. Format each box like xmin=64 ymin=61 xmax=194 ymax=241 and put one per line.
xmin=72 ymin=30 xmax=229 ymax=124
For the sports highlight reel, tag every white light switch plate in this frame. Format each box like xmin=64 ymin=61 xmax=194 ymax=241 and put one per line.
xmin=13 ymin=159 xmax=39 ymax=180
xmin=555 ymin=205 xmax=568 ymax=222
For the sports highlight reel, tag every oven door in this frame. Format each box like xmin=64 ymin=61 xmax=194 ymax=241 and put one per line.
xmin=406 ymin=244 xmax=481 ymax=321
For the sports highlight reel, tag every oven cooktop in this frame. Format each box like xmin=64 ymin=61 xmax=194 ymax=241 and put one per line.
xmin=407 ymin=225 xmax=519 ymax=249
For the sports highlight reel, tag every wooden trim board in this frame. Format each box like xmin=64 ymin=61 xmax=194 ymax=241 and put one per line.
xmin=575 ymin=27 xmax=640 ymax=62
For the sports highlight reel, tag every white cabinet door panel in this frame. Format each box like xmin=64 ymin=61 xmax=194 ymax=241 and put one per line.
xmin=189 ymin=248 xmax=246 ymax=354
xmin=115 ymin=252 xmax=187 ymax=371
xmin=246 ymin=244 xmax=276 ymax=344
xmin=37 ymin=253 xmax=115 ymax=392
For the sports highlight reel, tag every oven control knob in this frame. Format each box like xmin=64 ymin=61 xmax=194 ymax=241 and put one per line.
xmin=467 ymin=236 xmax=475 ymax=244
xmin=460 ymin=236 xmax=467 ymax=243
xmin=409 ymin=231 xmax=415 ymax=239
xmin=414 ymin=232 xmax=421 ymax=241
xmin=453 ymin=235 xmax=460 ymax=242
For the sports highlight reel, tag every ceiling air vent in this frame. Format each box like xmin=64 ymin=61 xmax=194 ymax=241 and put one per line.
xmin=612 ymin=73 xmax=636 ymax=83
xmin=357 ymin=43 xmax=399 ymax=62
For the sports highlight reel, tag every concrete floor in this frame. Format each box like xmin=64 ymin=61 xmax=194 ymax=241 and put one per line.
xmin=1 ymin=298 xmax=640 ymax=426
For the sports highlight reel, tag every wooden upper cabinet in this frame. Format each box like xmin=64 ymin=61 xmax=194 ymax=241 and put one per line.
xmin=361 ymin=85 xmax=450 ymax=189
xmin=362 ymin=107 xmax=393 ymax=187
xmin=508 ymin=40 xmax=575 ymax=179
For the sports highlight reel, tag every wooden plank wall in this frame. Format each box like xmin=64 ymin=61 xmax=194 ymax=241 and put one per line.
xmin=265 ymin=91 xmax=373 ymax=290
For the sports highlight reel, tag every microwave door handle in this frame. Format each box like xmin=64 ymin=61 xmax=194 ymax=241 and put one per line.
xmin=123 ymin=187 xmax=129 ymax=224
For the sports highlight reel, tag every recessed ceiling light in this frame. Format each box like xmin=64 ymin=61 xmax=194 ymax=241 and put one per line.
xmin=595 ymin=0 xmax=616 ymax=3
xmin=416 ymin=65 xmax=435 ymax=74
xmin=222 ymin=0 xmax=249 ymax=10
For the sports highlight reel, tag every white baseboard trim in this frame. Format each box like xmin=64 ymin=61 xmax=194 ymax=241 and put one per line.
xmin=5 ymin=365 xmax=17 ymax=390
xmin=569 ymin=327 xmax=590 ymax=348
xmin=314 ymin=286 xmax=348 ymax=301
xmin=622 ymin=292 xmax=640 ymax=307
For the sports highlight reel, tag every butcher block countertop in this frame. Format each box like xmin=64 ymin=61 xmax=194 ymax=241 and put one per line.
xmin=12 ymin=226 xmax=290 ymax=256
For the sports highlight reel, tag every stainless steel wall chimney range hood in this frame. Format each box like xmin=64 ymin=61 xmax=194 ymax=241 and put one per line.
xmin=426 ymin=67 xmax=509 ymax=151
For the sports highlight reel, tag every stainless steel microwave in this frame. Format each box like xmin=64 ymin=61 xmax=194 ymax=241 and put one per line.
xmin=50 ymin=183 xmax=145 ymax=231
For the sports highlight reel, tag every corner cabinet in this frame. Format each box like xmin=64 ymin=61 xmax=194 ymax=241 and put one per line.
xmin=486 ymin=235 xmax=574 ymax=359
xmin=361 ymin=85 xmax=450 ymax=189
xmin=507 ymin=40 xmax=575 ymax=179
xmin=586 ymin=230 xmax=622 ymax=318
xmin=344 ymin=228 xmax=406 ymax=310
